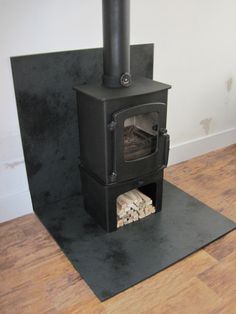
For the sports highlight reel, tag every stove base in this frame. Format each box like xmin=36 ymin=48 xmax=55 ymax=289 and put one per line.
xmin=36 ymin=181 xmax=235 ymax=301
xmin=80 ymin=166 xmax=164 ymax=232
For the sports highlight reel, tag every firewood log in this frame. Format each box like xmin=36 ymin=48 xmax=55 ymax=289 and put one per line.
xmin=117 ymin=219 xmax=124 ymax=228
xmin=116 ymin=189 xmax=156 ymax=228
xmin=146 ymin=204 xmax=156 ymax=213
xmin=136 ymin=190 xmax=153 ymax=205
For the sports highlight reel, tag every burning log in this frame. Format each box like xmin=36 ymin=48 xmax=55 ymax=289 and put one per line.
xmin=117 ymin=189 xmax=156 ymax=228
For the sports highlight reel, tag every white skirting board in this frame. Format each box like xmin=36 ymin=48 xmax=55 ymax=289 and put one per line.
xmin=0 ymin=128 xmax=235 ymax=223
xmin=169 ymin=128 xmax=236 ymax=166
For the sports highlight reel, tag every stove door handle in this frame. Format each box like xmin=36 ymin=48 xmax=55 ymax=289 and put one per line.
xmin=161 ymin=130 xmax=170 ymax=166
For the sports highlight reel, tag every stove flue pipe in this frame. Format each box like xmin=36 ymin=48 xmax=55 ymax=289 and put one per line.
xmin=102 ymin=0 xmax=132 ymax=88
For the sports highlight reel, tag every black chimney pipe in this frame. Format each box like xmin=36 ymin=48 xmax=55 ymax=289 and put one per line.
xmin=102 ymin=0 xmax=132 ymax=88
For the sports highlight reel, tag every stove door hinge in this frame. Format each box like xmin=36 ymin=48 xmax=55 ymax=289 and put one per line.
xmin=107 ymin=120 xmax=117 ymax=131
xmin=109 ymin=171 xmax=117 ymax=183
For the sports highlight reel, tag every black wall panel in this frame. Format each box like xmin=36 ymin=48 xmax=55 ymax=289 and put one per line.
xmin=11 ymin=44 xmax=154 ymax=210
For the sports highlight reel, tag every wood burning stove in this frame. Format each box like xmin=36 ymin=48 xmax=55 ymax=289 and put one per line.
xmin=74 ymin=0 xmax=171 ymax=232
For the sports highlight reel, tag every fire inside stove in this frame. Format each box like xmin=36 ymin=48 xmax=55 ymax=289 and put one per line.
xmin=117 ymin=188 xmax=156 ymax=228
xmin=124 ymin=112 xmax=158 ymax=161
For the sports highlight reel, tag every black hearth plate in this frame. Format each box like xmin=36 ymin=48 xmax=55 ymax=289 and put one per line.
xmin=37 ymin=180 xmax=235 ymax=301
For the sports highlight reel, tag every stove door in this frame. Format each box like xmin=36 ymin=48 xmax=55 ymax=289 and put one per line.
xmin=109 ymin=102 xmax=168 ymax=183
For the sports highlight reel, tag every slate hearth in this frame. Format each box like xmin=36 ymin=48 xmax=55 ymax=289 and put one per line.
xmin=37 ymin=181 xmax=235 ymax=300
xmin=11 ymin=45 xmax=235 ymax=301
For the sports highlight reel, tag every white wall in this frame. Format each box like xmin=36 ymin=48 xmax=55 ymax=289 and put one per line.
xmin=0 ymin=0 xmax=236 ymax=222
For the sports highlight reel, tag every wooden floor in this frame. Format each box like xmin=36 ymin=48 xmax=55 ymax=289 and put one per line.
xmin=0 ymin=145 xmax=235 ymax=314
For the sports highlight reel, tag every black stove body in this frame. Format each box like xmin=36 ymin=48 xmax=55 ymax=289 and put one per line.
xmin=74 ymin=0 xmax=171 ymax=232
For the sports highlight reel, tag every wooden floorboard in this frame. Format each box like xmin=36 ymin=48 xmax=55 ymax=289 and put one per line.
xmin=0 ymin=144 xmax=235 ymax=313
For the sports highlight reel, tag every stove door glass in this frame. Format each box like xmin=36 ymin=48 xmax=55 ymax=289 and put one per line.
xmin=124 ymin=112 xmax=158 ymax=161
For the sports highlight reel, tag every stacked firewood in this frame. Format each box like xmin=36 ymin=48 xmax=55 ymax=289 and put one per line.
xmin=117 ymin=189 xmax=156 ymax=228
